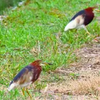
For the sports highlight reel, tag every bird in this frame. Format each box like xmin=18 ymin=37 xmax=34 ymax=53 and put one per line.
xmin=64 ymin=7 xmax=99 ymax=34
xmin=8 ymin=60 xmax=52 ymax=97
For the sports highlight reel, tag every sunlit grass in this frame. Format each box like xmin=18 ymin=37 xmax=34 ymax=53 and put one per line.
xmin=0 ymin=0 xmax=100 ymax=99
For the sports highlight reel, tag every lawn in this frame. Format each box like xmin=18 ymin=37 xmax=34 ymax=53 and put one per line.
xmin=0 ymin=0 xmax=100 ymax=99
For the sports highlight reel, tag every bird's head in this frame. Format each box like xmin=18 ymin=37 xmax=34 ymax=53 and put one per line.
xmin=85 ymin=7 xmax=96 ymax=12
xmin=30 ymin=60 xmax=52 ymax=67
xmin=85 ymin=7 xmax=100 ymax=12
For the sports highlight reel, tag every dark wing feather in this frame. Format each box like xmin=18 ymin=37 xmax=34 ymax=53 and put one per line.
xmin=10 ymin=65 xmax=33 ymax=85
xmin=70 ymin=10 xmax=85 ymax=21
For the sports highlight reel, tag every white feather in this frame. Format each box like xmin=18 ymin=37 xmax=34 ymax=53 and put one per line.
xmin=8 ymin=82 xmax=18 ymax=91
xmin=64 ymin=15 xmax=84 ymax=31
xmin=8 ymin=82 xmax=32 ymax=91
xmin=64 ymin=19 xmax=77 ymax=31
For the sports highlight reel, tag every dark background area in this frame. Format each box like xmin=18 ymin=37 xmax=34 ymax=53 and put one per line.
xmin=0 ymin=0 xmax=23 ymax=14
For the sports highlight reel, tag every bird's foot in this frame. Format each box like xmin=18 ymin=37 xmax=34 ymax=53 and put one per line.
xmin=86 ymin=32 xmax=94 ymax=37
xmin=93 ymin=37 xmax=100 ymax=42
xmin=44 ymin=84 xmax=48 ymax=93
xmin=86 ymin=31 xmax=91 ymax=35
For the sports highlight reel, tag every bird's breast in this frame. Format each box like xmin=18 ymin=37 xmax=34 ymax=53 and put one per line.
xmin=84 ymin=12 xmax=94 ymax=25
xmin=31 ymin=67 xmax=41 ymax=82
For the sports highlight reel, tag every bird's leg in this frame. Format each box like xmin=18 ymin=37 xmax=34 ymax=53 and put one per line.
xmin=82 ymin=25 xmax=98 ymax=41
xmin=22 ymin=88 xmax=25 ymax=96
xmin=82 ymin=25 xmax=90 ymax=35
xmin=86 ymin=30 xmax=90 ymax=35
xmin=82 ymin=25 xmax=99 ymax=41
xmin=25 ymin=88 xmax=32 ymax=98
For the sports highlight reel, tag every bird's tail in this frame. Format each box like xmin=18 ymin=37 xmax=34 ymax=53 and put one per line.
xmin=8 ymin=87 xmax=12 ymax=91
xmin=64 ymin=25 xmax=69 ymax=31
xmin=64 ymin=19 xmax=78 ymax=32
xmin=8 ymin=82 xmax=17 ymax=91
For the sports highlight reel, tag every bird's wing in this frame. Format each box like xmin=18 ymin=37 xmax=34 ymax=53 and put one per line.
xmin=70 ymin=10 xmax=85 ymax=21
xmin=64 ymin=10 xmax=85 ymax=31
xmin=65 ymin=14 xmax=86 ymax=31
xmin=10 ymin=65 xmax=34 ymax=85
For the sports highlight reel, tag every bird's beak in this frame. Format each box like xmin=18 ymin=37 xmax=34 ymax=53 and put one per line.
xmin=94 ymin=9 xmax=100 ymax=12
xmin=40 ymin=62 xmax=53 ymax=66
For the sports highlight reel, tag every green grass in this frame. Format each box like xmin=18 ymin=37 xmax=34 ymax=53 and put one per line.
xmin=0 ymin=0 xmax=100 ymax=99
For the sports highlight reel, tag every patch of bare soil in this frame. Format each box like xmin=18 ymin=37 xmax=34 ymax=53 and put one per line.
xmin=40 ymin=42 xmax=100 ymax=100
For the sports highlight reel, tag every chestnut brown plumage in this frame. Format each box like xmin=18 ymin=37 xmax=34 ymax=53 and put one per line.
xmin=64 ymin=7 xmax=99 ymax=34
xmin=8 ymin=60 xmax=52 ymax=97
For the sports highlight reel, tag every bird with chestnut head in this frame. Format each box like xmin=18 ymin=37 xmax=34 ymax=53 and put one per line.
xmin=8 ymin=60 xmax=52 ymax=98
xmin=64 ymin=7 xmax=100 ymax=34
